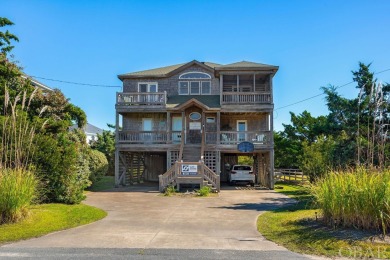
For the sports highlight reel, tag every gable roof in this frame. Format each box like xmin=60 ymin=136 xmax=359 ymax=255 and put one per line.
xmin=70 ymin=123 xmax=103 ymax=135
xmin=118 ymin=60 xmax=278 ymax=80
xmin=21 ymin=74 xmax=53 ymax=92
xmin=215 ymin=61 xmax=278 ymax=70
xmin=118 ymin=60 xmax=220 ymax=80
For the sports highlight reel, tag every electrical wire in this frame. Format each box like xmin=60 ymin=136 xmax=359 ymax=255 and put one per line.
xmin=274 ymin=68 xmax=390 ymax=111
xmin=30 ymin=76 xmax=121 ymax=88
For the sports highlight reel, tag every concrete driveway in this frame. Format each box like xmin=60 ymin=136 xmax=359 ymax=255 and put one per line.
xmin=2 ymin=185 xmax=320 ymax=259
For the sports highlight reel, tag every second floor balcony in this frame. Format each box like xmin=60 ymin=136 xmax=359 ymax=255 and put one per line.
xmin=117 ymin=130 xmax=272 ymax=147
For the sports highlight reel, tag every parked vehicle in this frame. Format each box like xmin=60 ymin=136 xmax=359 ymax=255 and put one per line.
xmin=228 ymin=165 xmax=255 ymax=185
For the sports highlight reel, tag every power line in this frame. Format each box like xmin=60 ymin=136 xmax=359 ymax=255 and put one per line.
xmin=274 ymin=68 xmax=390 ymax=111
xmin=30 ymin=76 xmax=122 ymax=88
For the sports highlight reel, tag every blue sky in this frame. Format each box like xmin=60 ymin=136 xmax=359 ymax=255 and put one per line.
xmin=3 ymin=0 xmax=390 ymax=131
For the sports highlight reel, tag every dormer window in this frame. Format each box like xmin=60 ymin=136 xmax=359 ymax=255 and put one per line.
xmin=179 ymin=72 xmax=211 ymax=95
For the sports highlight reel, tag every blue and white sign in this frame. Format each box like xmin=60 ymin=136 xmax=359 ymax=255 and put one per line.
xmin=237 ymin=142 xmax=254 ymax=152
xmin=181 ymin=164 xmax=198 ymax=175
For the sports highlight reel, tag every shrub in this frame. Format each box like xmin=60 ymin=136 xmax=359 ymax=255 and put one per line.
xmin=0 ymin=169 xmax=38 ymax=223
xmin=33 ymin=133 xmax=90 ymax=204
xmin=88 ymin=149 xmax=108 ymax=184
xmin=197 ymin=186 xmax=212 ymax=197
xmin=164 ymin=185 xmax=177 ymax=196
xmin=311 ymin=168 xmax=390 ymax=234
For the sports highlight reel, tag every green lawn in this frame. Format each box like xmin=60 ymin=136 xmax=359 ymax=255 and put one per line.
xmin=87 ymin=176 xmax=115 ymax=192
xmin=258 ymin=182 xmax=390 ymax=258
xmin=0 ymin=203 xmax=107 ymax=245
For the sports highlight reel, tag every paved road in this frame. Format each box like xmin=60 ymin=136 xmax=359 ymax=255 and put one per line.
xmin=1 ymin=185 xmax=323 ymax=259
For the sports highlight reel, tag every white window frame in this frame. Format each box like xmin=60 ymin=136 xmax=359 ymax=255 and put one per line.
xmin=201 ymin=81 xmax=211 ymax=95
xmin=190 ymin=81 xmax=201 ymax=95
xmin=179 ymin=81 xmax=189 ymax=95
xmin=138 ymin=82 xmax=158 ymax=92
xmin=179 ymin=72 xmax=211 ymax=79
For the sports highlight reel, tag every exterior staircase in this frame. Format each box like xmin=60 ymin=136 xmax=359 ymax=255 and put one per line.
xmin=159 ymin=144 xmax=220 ymax=192
xmin=182 ymin=144 xmax=201 ymax=162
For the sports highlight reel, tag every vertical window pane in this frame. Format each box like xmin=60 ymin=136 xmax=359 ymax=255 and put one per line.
xmin=149 ymin=84 xmax=157 ymax=92
xmin=139 ymin=84 xmax=148 ymax=92
xmin=201 ymin=81 xmax=211 ymax=94
xmin=190 ymin=81 xmax=200 ymax=95
xmin=179 ymin=82 xmax=189 ymax=95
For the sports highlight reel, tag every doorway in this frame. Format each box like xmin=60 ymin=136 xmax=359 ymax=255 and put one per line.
xmin=237 ymin=120 xmax=247 ymax=142
xmin=172 ymin=116 xmax=182 ymax=143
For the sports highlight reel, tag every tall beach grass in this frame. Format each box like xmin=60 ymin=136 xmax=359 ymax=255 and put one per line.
xmin=311 ymin=168 xmax=390 ymax=234
xmin=0 ymin=168 xmax=38 ymax=223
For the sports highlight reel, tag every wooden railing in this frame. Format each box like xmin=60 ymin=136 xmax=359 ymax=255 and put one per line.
xmin=159 ymin=164 xmax=176 ymax=192
xmin=206 ymin=131 xmax=272 ymax=145
xmin=274 ymin=169 xmax=306 ymax=183
xmin=118 ymin=130 xmax=271 ymax=145
xmin=118 ymin=131 xmax=168 ymax=143
xmin=202 ymin=164 xmax=220 ymax=191
xmin=222 ymin=92 xmax=271 ymax=104
xmin=158 ymin=161 xmax=220 ymax=192
xmin=117 ymin=92 xmax=167 ymax=106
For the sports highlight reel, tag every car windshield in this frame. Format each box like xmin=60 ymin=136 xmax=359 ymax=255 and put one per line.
xmin=233 ymin=166 xmax=251 ymax=171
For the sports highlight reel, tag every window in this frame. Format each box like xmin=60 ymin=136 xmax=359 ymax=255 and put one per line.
xmin=138 ymin=82 xmax=158 ymax=92
xmin=179 ymin=82 xmax=189 ymax=95
xmin=179 ymin=72 xmax=211 ymax=79
xmin=206 ymin=117 xmax=215 ymax=123
xmin=190 ymin=82 xmax=200 ymax=95
xmin=178 ymin=71 xmax=212 ymax=95
xmin=201 ymin=81 xmax=211 ymax=94
xmin=189 ymin=112 xmax=201 ymax=121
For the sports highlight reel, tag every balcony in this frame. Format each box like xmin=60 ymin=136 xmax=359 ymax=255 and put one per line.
xmin=116 ymin=92 xmax=167 ymax=107
xmin=222 ymin=92 xmax=271 ymax=104
xmin=118 ymin=130 xmax=272 ymax=147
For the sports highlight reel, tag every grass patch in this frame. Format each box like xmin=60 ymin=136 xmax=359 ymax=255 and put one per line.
xmin=258 ymin=181 xmax=390 ymax=258
xmin=196 ymin=186 xmax=212 ymax=197
xmin=0 ymin=203 xmax=107 ymax=245
xmin=87 ymin=176 xmax=114 ymax=192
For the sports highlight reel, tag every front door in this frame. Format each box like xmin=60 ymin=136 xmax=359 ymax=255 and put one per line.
xmin=237 ymin=120 xmax=247 ymax=142
xmin=172 ymin=117 xmax=182 ymax=143
xmin=143 ymin=118 xmax=152 ymax=141
xmin=187 ymin=109 xmax=202 ymax=144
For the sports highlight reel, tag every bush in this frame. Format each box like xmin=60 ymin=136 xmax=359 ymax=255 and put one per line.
xmin=311 ymin=168 xmax=390 ymax=234
xmin=164 ymin=185 xmax=177 ymax=196
xmin=0 ymin=169 xmax=38 ymax=223
xmin=197 ymin=186 xmax=212 ymax=197
xmin=33 ymin=133 xmax=90 ymax=204
xmin=88 ymin=149 xmax=108 ymax=184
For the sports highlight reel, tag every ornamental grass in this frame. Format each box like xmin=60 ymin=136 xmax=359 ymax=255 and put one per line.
xmin=0 ymin=169 xmax=38 ymax=224
xmin=311 ymin=168 xmax=390 ymax=234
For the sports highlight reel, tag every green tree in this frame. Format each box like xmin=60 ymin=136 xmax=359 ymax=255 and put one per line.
xmin=91 ymin=124 xmax=115 ymax=175
xmin=0 ymin=17 xmax=19 ymax=54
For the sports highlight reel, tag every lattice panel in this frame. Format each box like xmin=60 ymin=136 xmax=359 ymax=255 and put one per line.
xmin=169 ymin=150 xmax=179 ymax=166
xmin=204 ymin=151 xmax=217 ymax=172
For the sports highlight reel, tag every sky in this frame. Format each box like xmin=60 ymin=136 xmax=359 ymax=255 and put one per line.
xmin=3 ymin=0 xmax=390 ymax=131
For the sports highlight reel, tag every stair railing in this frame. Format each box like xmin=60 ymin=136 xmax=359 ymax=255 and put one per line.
xmin=202 ymin=164 xmax=220 ymax=192
xmin=159 ymin=163 xmax=177 ymax=192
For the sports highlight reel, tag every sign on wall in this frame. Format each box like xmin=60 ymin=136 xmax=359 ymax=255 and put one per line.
xmin=181 ymin=164 xmax=198 ymax=175
xmin=189 ymin=122 xmax=201 ymax=130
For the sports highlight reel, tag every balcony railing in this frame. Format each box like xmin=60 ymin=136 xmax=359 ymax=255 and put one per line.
xmin=116 ymin=92 xmax=167 ymax=106
xmin=206 ymin=131 xmax=272 ymax=145
xmin=222 ymin=92 xmax=271 ymax=104
xmin=118 ymin=130 xmax=272 ymax=146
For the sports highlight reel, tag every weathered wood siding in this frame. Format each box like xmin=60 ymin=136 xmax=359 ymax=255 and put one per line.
xmin=123 ymin=65 xmax=219 ymax=96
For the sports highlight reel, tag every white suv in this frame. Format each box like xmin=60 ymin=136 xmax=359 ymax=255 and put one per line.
xmin=228 ymin=165 xmax=255 ymax=185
